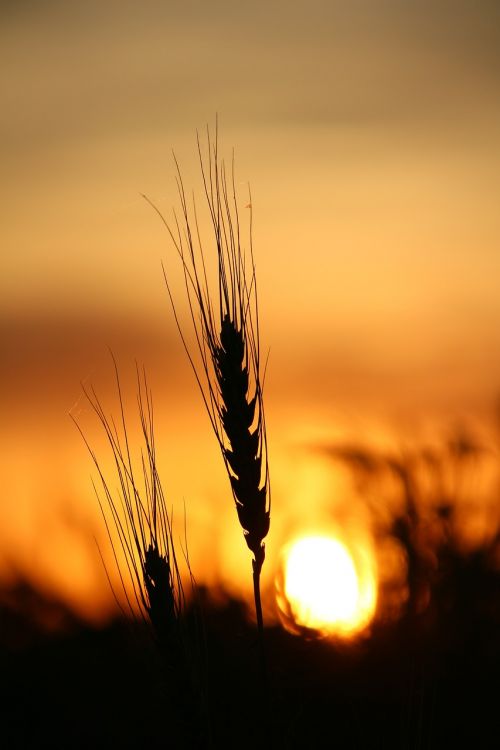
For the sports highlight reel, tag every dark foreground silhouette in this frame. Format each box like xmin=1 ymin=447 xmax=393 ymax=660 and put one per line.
xmin=1 ymin=572 xmax=499 ymax=749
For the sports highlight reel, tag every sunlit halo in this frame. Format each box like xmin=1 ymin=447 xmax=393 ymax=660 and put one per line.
xmin=279 ymin=535 xmax=377 ymax=637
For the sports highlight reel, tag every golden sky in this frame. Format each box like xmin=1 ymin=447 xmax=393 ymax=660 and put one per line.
xmin=1 ymin=0 xmax=500 ymax=622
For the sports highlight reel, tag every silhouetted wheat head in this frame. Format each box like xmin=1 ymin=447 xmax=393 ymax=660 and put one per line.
xmin=147 ymin=126 xmax=271 ymax=640
xmin=73 ymin=360 xmax=207 ymax=744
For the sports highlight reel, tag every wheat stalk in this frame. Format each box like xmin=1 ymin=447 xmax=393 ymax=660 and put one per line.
xmin=148 ymin=124 xmax=271 ymax=665
xmin=73 ymin=359 xmax=207 ymax=745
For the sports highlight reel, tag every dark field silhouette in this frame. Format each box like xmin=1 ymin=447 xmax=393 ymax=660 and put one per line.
xmin=2 ymin=560 xmax=499 ymax=748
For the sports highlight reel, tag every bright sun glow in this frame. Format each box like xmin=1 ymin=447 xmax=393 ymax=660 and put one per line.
xmin=280 ymin=535 xmax=377 ymax=637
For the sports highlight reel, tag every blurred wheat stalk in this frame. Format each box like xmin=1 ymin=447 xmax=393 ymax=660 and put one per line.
xmin=148 ymin=125 xmax=271 ymax=669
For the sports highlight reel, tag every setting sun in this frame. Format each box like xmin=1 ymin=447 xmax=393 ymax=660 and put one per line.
xmin=279 ymin=535 xmax=377 ymax=636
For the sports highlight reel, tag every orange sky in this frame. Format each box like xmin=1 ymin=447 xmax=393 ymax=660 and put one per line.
xmin=1 ymin=1 xmax=500 ymax=623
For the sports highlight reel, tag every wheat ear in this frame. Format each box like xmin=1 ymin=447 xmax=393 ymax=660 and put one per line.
xmin=73 ymin=360 xmax=207 ymax=745
xmin=149 ymin=125 xmax=271 ymax=656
